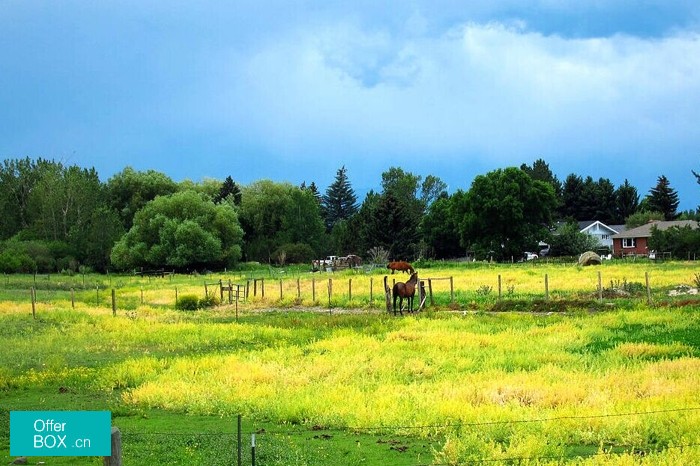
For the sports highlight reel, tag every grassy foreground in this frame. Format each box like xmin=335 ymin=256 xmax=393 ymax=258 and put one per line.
xmin=1 ymin=295 xmax=700 ymax=464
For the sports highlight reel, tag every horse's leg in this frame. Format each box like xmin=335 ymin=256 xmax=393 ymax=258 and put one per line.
xmin=393 ymin=293 xmax=397 ymax=315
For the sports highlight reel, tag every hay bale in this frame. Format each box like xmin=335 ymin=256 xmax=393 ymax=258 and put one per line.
xmin=578 ymin=251 xmax=602 ymax=266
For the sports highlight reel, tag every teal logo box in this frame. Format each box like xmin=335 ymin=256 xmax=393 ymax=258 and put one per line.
xmin=10 ymin=411 xmax=111 ymax=456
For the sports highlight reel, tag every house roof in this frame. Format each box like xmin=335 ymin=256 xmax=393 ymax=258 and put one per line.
xmin=577 ymin=220 xmax=620 ymax=235
xmin=612 ymin=220 xmax=699 ymax=239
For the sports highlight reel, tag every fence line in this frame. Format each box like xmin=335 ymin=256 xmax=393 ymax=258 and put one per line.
xmin=7 ymin=269 xmax=700 ymax=317
xmin=106 ymin=406 xmax=700 ymax=466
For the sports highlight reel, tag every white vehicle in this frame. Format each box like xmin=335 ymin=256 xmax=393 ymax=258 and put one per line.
xmin=524 ymin=252 xmax=539 ymax=261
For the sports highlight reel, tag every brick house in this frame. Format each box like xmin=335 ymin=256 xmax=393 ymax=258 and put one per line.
xmin=611 ymin=220 xmax=699 ymax=257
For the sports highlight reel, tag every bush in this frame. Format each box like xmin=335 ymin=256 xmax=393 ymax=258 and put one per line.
xmin=199 ymin=294 xmax=220 ymax=308
xmin=176 ymin=294 xmax=200 ymax=311
xmin=0 ymin=249 xmax=35 ymax=273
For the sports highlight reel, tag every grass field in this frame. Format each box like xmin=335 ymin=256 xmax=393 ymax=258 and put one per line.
xmin=1 ymin=261 xmax=700 ymax=465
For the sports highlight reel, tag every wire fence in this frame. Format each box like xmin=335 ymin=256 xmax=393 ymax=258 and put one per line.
xmin=106 ymin=406 xmax=700 ymax=466
xmin=5 ymin=268 xmax=700 ymax=318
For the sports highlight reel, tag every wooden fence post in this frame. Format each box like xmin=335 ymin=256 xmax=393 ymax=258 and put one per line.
xmin=449 ymin=276 xmax=454 ymax=303
xmin=111 ymin=289 xmax=116 ymax=316
xmin=498 ymin=275 xmax=502 ymax=300
xmin=235 ymin=286 xmax=240 ymax=320
xmin=279 ymin=280 xmax=283 ymax=300
xmin=348 ymin=278 xmax=352 ymax=301
xmin=31 ymin=287 xmax=36 ymax=319
xmin=598 ymin=271 xmax=602 ymax=302
xmin=646 ymin=272 xmax=652 ymax=304
xmin=237 ymin=414 xmax=242 ymax=466
xmin=544 ymin=274 xmax=549 ymax=300
xmin=102 ymin=427 xmax=122 ymax=466
xmin=327 ymin=278 xmax=333 ymax=309
xmin=71 ymin=287 xmax=75 ymax=309
xmin=297 ymin=278 xmax=301 ymax=299
xmin=428 ymin=279 xmax=434 ymax=306
xmin=384 ymin=276 xmax=392 ymax=313
xmin=312 ymin=277 xmax=316 ymax=303
xmin=370 ymin=277 xmax=374 ymax=303
xmin=175 ymin=287 xmax=178 ymax=304
xmin=140 ymin=287 xmax=143 ymax=305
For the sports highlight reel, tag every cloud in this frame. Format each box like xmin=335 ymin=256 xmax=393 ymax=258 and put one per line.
xmin=1 ymin=2 xmax=698 ymax=206
xmin=215 ymin=20 xmax=700 ymax=170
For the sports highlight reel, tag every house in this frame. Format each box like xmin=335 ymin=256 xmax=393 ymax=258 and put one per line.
xmin=577 ymin=221 xmax=623 ymax=250
xmin=611 ymin=220 xmax=699 ymax=257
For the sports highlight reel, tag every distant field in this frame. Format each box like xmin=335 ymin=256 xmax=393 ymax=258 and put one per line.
xmin=2 ymin=259 xmax=700 ymax=312
xmin=1 ymin=261 xmax=700 ymax=465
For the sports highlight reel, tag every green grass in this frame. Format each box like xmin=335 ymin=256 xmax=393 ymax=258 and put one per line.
xmin=2 ymin=262 xmax=700 ymax=464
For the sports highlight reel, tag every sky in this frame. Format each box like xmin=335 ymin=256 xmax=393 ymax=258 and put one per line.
xmin=1 ymin=1 xmax=699 ymax=210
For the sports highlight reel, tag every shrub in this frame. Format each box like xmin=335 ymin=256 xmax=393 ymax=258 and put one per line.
xmin=199 ymin=294 xmax=220 ymax=308
xmin=176 ymin=294 xmax=200 ymax=311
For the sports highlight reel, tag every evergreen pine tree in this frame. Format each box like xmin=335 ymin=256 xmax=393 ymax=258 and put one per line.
xmin=615 ymin=179 xmax=639 ymax=224
xmin=322 ymin=166 xmax=358 ymax=230
xmin=647 ymin=175 xmax=680 ymax=220
xmin=215 ymin=175 xmax=241 ymax=205
xmin=307 ymin=182 xmax=322 ymax=205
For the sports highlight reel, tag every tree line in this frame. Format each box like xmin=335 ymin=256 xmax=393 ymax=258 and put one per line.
xmin=0 ymin=157 xmax=697 ymax=273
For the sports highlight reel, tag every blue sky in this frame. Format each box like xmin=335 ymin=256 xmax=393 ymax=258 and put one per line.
xmin=1 ymin=1 xmax=699 ymax=210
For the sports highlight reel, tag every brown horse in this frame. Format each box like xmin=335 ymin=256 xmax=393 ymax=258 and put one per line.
xmin=392 ymin=272 xmax=418 ymax=315
xmin=387 ymin=261 xmax=415 ymax=274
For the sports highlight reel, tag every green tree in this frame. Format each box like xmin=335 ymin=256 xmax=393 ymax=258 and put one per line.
xmin=179 ymin=178 xmax=223 ymax=201
xmin=559 ymin=173 xmax=584 ymax=219
xmin=615 ymin=179 xmax=639 ymax=224
xmin=649 ymin=224 xmax=700 ymax=259
xmin=110 ymin=190 xmax=243 ymax=270
xmin=521 ymin=158 xmax=562 ymax=198
xmin=239 ymin=180 xmax=324 ymax=262
xmin=377 ymin=167 xmax=447 ymax=259
xmin=371 ymin=192 xmax=419 ymax=259
xmin=322 ymin=166 xmax=358 ymax=231
xmin=106 ymin=167 xmax=179 ymax=230
xmin=301 ymin=181 xmax=322 ymax=206
xmin=214 ymin=175 xmax=242 ymax=205
xmin=453 ymin=167 xmax=557 ymax=261
xmin=0 ymin=157 xmax=42 ymax=238
xmin=646 ymin=175 xmax=680 ymax=220
xmin=347 ymin=191 xmax=381 ymax=257
xmin=420 ymin=175 xmax=448 ymax=208
xmin=625 ymin=210 xmax=665 ymax=229
xmin=420 ymin=193 xmax=462 ymax=259
xmin=593 ymin=178 xmax=617 ymax=224
xmin=77 ymin=207 xmax=125 ymax=272
xmin=27 ymin=162 xmax=104 ymax=244
xmin=548 ymin=221 xmax=601 ymax=257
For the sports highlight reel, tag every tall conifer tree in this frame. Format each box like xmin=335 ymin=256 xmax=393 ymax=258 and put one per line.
xmin=647 ymin=175 xmax=680 ymax=220
xmin=322 ymin=166 xmax=358 ymax=230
